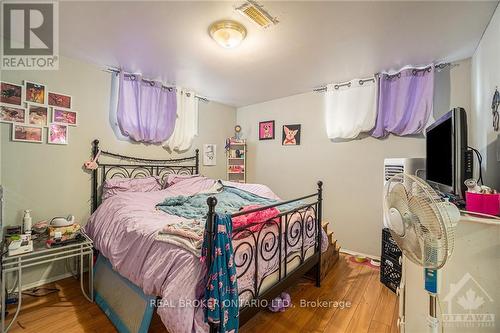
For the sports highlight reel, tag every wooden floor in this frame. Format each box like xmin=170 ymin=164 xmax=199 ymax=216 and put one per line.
xmin=5 ymin=254 xmax=398 ymax=333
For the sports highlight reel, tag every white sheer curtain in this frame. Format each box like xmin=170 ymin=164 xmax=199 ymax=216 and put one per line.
xmin=163 ymin=88 xmax=199 ymax=151
xmin=324 ymin=77 xmax=377 ymax=140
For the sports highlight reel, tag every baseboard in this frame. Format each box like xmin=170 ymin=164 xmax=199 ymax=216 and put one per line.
xmin=340 ymin=248 xmax=381 ymax=261
xmin=15 ymin=271 xmax=76 ymax=292
xmin=14 ymin=267 xmax=89 ymax=292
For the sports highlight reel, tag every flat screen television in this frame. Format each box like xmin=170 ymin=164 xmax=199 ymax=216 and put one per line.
xmin=426 ymin=107 xmax=471 ymax=198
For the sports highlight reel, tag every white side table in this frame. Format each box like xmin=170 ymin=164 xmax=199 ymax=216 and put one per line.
xmin=1 ymin=232 xmax=94 ymax=333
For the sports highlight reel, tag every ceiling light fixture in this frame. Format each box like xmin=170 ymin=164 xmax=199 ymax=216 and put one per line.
xmin=209 ymin=20 xmax=247 ymax=49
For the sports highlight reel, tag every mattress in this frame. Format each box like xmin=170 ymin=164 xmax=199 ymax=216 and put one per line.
xmin=85 ymin=176 xmax=320 ymax=333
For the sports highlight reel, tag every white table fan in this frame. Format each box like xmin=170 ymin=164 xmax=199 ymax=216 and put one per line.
xmin=383 ymin=173 xmax=460 ymax=332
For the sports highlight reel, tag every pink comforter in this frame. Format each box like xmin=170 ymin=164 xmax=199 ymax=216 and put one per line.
xmin=85 ymin=177 xmax=321 ymax=333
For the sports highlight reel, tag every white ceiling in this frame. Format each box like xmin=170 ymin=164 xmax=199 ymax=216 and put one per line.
xmin=59 ymin=1 xmax=499 ymax=107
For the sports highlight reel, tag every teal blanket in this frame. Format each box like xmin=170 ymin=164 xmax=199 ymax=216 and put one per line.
xmin=156 ymin=186 xmax=298 ymax=220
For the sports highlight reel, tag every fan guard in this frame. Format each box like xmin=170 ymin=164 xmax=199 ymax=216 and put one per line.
xmin=383 ymin=173 xmax=458 ymax=269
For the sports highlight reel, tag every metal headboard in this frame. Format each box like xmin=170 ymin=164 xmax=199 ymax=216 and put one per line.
xmin=90 ymin=139 xmax=199 ymax=213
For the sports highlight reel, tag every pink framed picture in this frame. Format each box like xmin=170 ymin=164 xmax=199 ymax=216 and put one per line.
xmin=48 ymin=92 xmax=72 ymax=109
xmin=52 ymin=108 xmax=77 ymax=126
xmin=48 ymin=123 xmax=68 ymax=145
xmin=259 ymin=120 xmax=275 ymax=140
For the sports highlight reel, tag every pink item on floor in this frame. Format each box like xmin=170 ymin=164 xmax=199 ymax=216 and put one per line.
xmin=268 ymin=292 xmax=292 ymax=312
xmin=348 ymin=255 xmax=380 ymax=269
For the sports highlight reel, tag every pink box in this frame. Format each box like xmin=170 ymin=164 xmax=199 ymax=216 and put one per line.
xmin=465 ymin=192 xmax=500 ymax=216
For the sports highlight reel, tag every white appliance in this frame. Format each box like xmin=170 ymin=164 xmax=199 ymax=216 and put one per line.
xmin=383 ymin=158 xmax=425 ymax=184
xmin=383 ymin=158 xmax=425 ymax=228
xmin=384 ymin=173 xmax=460 ymax=333
xmin=50 ymin=215 xmax=75 ymax=227
xmin=8 ymin=234 xmax=33 ymax=256
xmin=383 ymin=158 xmax=425 ymax=331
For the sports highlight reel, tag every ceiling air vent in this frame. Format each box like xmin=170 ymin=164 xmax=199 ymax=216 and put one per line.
xmin=235 ymin=0 xmax=278 ymax=29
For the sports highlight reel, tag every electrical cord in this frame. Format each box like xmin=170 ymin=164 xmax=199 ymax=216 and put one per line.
xmin=22 ymin=287 xmax=60 ymax=297
xmin=467 ymin=146 xmax=483 ymax=185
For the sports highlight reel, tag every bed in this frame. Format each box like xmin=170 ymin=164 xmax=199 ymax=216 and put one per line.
xmin=86 ymin=139 xmax=324 ymax=333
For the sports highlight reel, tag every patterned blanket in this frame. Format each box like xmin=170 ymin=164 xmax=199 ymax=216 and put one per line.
xmin=155 ymin=185 xmax=301 ymax=255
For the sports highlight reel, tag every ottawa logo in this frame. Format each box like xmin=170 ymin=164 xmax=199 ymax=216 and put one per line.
xmin=442 ymin=272 xmax=495 ymax=328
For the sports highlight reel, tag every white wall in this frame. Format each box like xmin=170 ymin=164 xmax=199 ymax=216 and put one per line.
xmin=471 ymin=3 xmax=500 ymax=190
xmin=237 ymin=59 xmax=471 ymax=256
xmin=1 ymin=55 xmax=236 ymax=287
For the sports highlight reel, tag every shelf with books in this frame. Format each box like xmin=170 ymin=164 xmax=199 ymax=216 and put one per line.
xmin=226 ymin=138 xmax=246 ymax=183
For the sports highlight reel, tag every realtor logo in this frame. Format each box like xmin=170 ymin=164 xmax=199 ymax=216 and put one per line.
xmin=1 ymin=1 xmax=59 ymax=70
xmin=443 ymin=272 xmax=495 ymax=328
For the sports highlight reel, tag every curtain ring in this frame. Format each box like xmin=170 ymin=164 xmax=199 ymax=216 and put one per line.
xmin=359 ymin=80 xmax=364 ymax=85
xmin=412 ymin=69 xmax=417 ymax=75
xmin=149 ymin=81 xmax=155 ymax=87
xmin=427 ymin=67 xmax=432 ymax=72
xmin=130 ymin=74 xmax=136 ymax=81
xmin=347 ymin=82 xmax=351 ymax=88
xmin=334 ymin=84 xmax=339 ymax=90
xmin=186 ymin=92 xmax=191 ymax=97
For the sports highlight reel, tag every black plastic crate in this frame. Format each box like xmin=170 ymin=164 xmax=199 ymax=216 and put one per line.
xmin=382 ymin=228 xmax=402 ymax=261
xmin=380 ymin=257 xmax=402 ymax=291
xmin=380 ymin=228 xmax=402 ymax=293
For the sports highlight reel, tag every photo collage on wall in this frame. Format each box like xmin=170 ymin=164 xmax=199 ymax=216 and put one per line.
xmin=1 ymin=80 xmax=77 ymax=145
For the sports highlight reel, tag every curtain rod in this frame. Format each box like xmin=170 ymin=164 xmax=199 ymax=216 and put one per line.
xmin=103 ymin=67 xmax=210 ymax=103
xmin=313 ymin=62 xmax=459 ymax=93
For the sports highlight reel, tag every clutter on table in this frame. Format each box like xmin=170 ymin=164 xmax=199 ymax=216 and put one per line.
xmin=46 ymin=216 xmax=82 ymax=248
xmin=4 ymin=211 xmax=84 ymax=256
xmin=7 ymin=234 xmax=33 ymax=256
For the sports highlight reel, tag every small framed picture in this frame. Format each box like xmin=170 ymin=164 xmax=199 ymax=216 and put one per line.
xmin=28 ymin=105 xmax=49 ymax=126
xmin=12 ymin=124 xmax=43 ymax=143
xmin=1 ymin=82 xmax=22 ymax=106
xmin=282 ymin=124 xmax=301 ymax=146
xmin=259 ymin=120 xmax=275 ymax=140
xmin=203 ymin=144 xmax=217 ymax=166
xmin=24 ymin=81 xmax=47 ymax=106
xmin=1 ymin=105 xmax=26 ymax=123
xmin=48 ymin=123 xmax=68 ymax=145
xmin=52 ymin=108 xmax=77 ymax=126
xmin=48 ymin=92 xmax=72 ymax=109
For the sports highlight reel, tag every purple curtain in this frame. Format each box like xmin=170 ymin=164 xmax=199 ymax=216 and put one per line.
xmin=371 ymin=66 xmax=434 ymax=138
xmin=117 ymin=72 xmax=177 ymax=143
